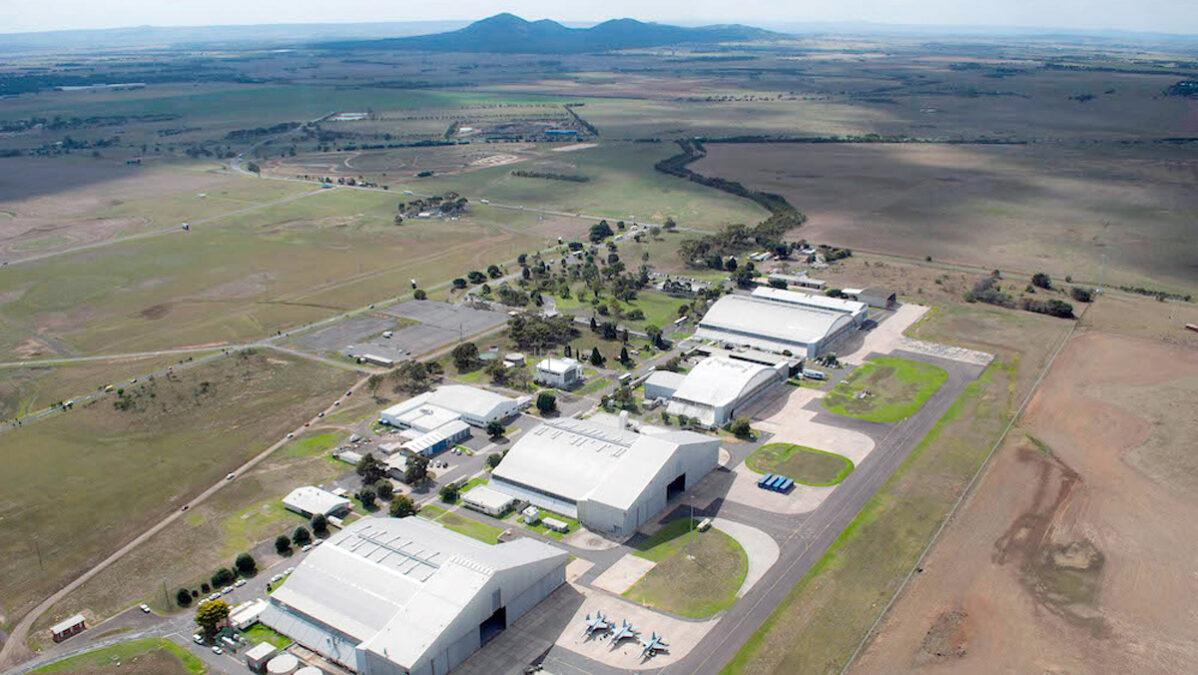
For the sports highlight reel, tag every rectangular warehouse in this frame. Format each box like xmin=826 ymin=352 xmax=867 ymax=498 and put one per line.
xmin=751 ymin=286 xmax=869 ymax=325
xmin=533 ymin=357 xmax=583 ymax=389
xmin=666 ymin=356 xmax=786 ymax=428
xmin=696 ymin=292 xmax=856 ymax=358
xmin=283 ymin=486 xmax=352 ymax=519
xmin=379 ymin=385 xmax=525 ymax=429
xmin=260 ymin=517 xmax=568 ymax=675
xmin=489 ymin=418 xmax=719 ymax=537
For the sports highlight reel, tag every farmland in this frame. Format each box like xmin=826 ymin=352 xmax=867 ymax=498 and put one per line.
xmin=0 ymin=350 xmax=358 ymax=628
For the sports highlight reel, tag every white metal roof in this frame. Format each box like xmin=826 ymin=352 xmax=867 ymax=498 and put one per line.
xmin=669 ymin=357 xmax=781 ymax=410
xmin=267 ymin=517 xmax=566 ymax=671
xmin=50 ymin=614 xmax=85 ymax=634
xmin=381 ymin=386 xmax=518 ymax=426
xmin=403 ymin=419 xmax=470 ymax=454
xmin=283 ymin=486 xmax=351 ymax=516
xmin=244 ymin=642 xmax=277 ymax=661
xmin=645 ymin=370 xmax=686 ymax=388
xmin=751 ymin=286 xmax=867 ymax=318
xmin=462 ymin=485 xmax=516 ymax=511
xmin=536 ymin=357 xmax=581 ymax=375
xmin=491 ymin=418 xmax=716 ymax=511
xmin=698 ymin=295 xmax=854 ymax=349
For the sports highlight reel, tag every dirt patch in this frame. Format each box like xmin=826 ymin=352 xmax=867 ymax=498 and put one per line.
xmin=916 ymin=609 xmax=969 ymax=665
xmin=854 ymin=330 xmax=1198 ymax=674
xmin=139 ymin=303 xmax=170 ymax=320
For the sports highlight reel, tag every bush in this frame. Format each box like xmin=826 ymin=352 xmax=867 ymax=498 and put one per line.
xmin=536 ymin=391 xmax=557 ymax=414
xmin=389 ymin=495 xmax=416 ymax=518
xmin=358 ymin=486 xmax=377 ymax=510
xmin=275 ymin=535 xmax=291 ymax=555
xmin=486 ymin=420 xmax=506 ymax=439
xmin=467 ymin=270 xmax=486 ymax=284
xmin=1031 ymin=272 xmax=1052 ymax=289
xmin=1070 ymin=286 xmax=1093 ymax=303
xmin=452 ymin=278 xmax=467 ymax=289
xmin=439 ymin=483 xmax=460 ymax=503
xmin=234 ymin=553 xmax=256 ymax=576
xmin=730 ymin=417 xmax=753 ymax=439
xmin=1020 ymin=297 xmax=1075 ymax=319
xmin=200 ymin=582 xmax=210 ymax=593
xmin=413 ymin=289 xmax=427 ymax=300
xmin=176 ymin=588 xmax=193 ymax=607
xmin=311 ymin=513 xmax=328 ymax=535
xmin=210 ymin=567 xmax=235 ymax=588
xmin=486 ymin=452 xmax=503 ymax=469
xmin=292 ymin=526 xmax=312 ymax=546
xmin=375 ymin=479 xmax=395 ymax=500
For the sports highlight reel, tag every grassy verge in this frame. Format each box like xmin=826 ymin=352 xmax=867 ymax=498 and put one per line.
xmin=521 ymin=509 xmax=580 ymax=540
xmin=822 ymin=356 xmax=948 ymax=422
xmin=242 ymin=623 xmax=292 ymax=649
xmin=722 ymin=361 xmax=1012 ymax=674
xmin=746 ymin=443 xmax=854 ymax=486
xmin=33 ymin=638 xmax=206 ymax=674
xmin=575 ymin=378 xmax=612 ymax=396
xmin=625 ymin=519 xmax=748 ymax=617
xmin=419 ymin=506 xmax=504 ymax=544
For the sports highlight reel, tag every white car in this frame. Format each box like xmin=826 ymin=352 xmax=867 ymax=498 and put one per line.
xmin=301 ymin=544 xmax=312 ymax=552
xmin=285 ymin=567 xmax=295 ymax=575
xmin=211 ymin=646 xmax=223 ymax=655
xmin=193 ymin=634 xmax=204 ymax=645
xmin=234 ymin=579 xmax=246 ymax=587
xmin=221 ymin=586 xmax=233 ymax=595
xmin=139 ymin=603 xmax=151 ymax=613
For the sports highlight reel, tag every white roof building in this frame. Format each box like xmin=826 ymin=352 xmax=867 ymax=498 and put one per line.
xmin=751 ymin=286 xmax=868 ymax=324
xmin=260 ymin=517 xmax=567 ymax=675
xmin=666 ymin=356 xmax=786 ymax=428
xmin=533 ymin=357 xmax=583 ymax=389
xmin=490 ymin=418 xmax=719 ymax=537
xmin=643 ymin=370 xmax=686 ymax=401
xmin=379 ymin=385 xmax=523 ymax=429
xmin=461 ymin=485 xmax=517 ymax=517
xmin=283 ymin=486 xmax=352 ymax=519
xmin=696 ymin=293 xmax=856 ymax=358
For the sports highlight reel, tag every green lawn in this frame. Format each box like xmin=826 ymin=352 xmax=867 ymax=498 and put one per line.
xmin=724 ymin=362 xmax=1013 ymax=673
xmin=746 ymin=444 xmax=854 ymax=486
xmin=575 ymin=378 xmax=612 ymax=396
xmin=625 ymin=518 xmax=747 ymax=617
xmin=821 ymin=357 xmax=948 ymax=422
xmin=32 ymin=638 xmax=206 ymax=674
xmin=521 ymin=509 xmax=580 ymax=540
xmin=242 ymin=624 xmax=292 ymax=649
xmin=277 ymin=431 xmax=343 ymax=459
xmin=418 ymin=507 xmax=504 ymax=544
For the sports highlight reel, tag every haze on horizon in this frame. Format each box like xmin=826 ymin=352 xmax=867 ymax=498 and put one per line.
xmin=2 ymin=0 xmax=1195 ymax=36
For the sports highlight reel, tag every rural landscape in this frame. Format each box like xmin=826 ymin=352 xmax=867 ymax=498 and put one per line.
xmin=0 ymin=5 xmax=1195 ymax=675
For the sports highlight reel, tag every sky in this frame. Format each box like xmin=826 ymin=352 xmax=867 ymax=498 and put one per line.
xmin=1 ymin=0 xmax=1195 ymax=35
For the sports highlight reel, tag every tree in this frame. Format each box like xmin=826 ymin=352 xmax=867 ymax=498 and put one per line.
xmin=293 ymin=526 xmax=312 ymax=546
xmin=393 ymin=214 xmax=404 ymax=226
xmin=375 ymin=479 xmax=394 ymax=500
xmin=1070 ymin=286 xmax=1093 ymax=302
xmin=612 ymin=385 xmax=636 ymax=410
xmin=311 ymin=513 xmax=328 ymax=536
xmin=1032 ymin=272 xmax=1052 ymax=289
xmin=468 ymin=270 xmax=486 ymax=284
xmin=413 ymin=288 xmax=427 ymax=300
xmin=452 ymin=342 xmax=481 ymax=371
xmin=486 ymin=264 xmax=503 ymax=279
xmin=176 ymin=588 xmax=193 ymax=608
xmin=194 ymin=599 xmax=230 ymax=637
xmin=486 ymin=420 xmax=506 ymax=439
xmin=389 ymin=495 xmax=416 ymax=517
xmin=645 ymin=324 xmax=664 ymax=349
xmin=439 ymin=483 xmax=460 ymax=503
xmin=358 ymin=486 xmax=377 ymax=510
xmin=664 ymin=217 xmax=677 ymax=230
xmin=485 ymin=358 xmax=508 ymax=385
xmin=589 ymin=220 xmax=614 ymax=243
xmin=452 ymin=277 xmax=467 ymax=289
xmin=486 ymin=452 xmax=503 ymax=469
xmin=211 ymin=567 xmax=235 ymax=588
xmin=404 ymin=454 xmax=429 ymax=485
xmin=356 ymin=453 xmax=385 ymax=486
xmin=730 ymin=417 xmax=753 ymax=439
xmin=536 ymin=391 xmax=557 ymax=414
xmin=234 ymin=553 xmax=256 ymax=576
xmin=275 ymin=535 xmax=291 ymax=555
xmin=768 ymin=277 xmax=788 ymax=289
xmin=725 ymin=257 xmax=738 ymax=271
xmin=649 ymin=225 xmax=662 ymax=238
xmin=619 ymin=346 xmax=630 ymax=365
xmin=590 ymin=347 xmax=605 ymax=367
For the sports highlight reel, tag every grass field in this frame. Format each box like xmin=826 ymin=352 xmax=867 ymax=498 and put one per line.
xmin=242 ymin=624 xmax=292 ymax=649
xmin=0 ymin=355 xmax=184 ymax=420
xmin=32 ymin=638 xmax=205 ymax=674
xmin=626 ymin=518 xmax=747 ymax=617
xmin=519 ymin=509 xmax=580 ymax=540
xmin=723 ymin=362 xmax=1012 ymax=673
xmin=418 ymin=506 xmax=504 ymax=544
xmin=746 ymin=443 xmax=854 ymax=486
xmin=822 ymin=357 xmax=948 ymax=422
xmin=1 ymin=350 xmax=358 ymax=628
xmin=553 ymin=286 xmax=685 ymax=332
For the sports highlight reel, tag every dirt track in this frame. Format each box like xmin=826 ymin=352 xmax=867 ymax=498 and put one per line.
xmin=853 ymin=330 xmax=1198 ymax=673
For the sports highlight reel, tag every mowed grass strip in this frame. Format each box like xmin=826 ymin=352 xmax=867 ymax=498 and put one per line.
xmin=0 ymin=350 xmax=358 ymax=624
xmin=419 ymin=506 xmax=504 ymax=544
xmin=822 ymin=357 xmax=948 ymax=422
xmin=722 ymin=362 xmax=1012 ymax=674
xmin=625 ymin=518 xmax=748 ymax=618
xmin=747 ymin=443 xmax=854 ymax=486
xmin=32 ymin=638 xmax=205 ymax=674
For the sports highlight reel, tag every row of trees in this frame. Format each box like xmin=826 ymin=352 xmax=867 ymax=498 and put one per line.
xmin=174 ymin=551 xmax=258 ymax=609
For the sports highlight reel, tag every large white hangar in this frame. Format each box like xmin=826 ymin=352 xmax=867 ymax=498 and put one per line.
xmin=379 ymin=385 xmax=525 ymax=430
xmin=260 ymin=517 xmax=568 ymax=675
xmin=489 ymin=418 xmax=720 ymax=537
xmin=666 ymin=356 xmax=786 ymax=428
xmin=696 ymin=291 xmax=856 ymax=358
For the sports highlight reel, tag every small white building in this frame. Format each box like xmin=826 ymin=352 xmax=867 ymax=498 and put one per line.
xmin=245 ymin=641 xmax=278 ymax=672
xmin=283 ymin=486 xmax=352 ymax=519
xmin=533 ymin=357 xmax=583 ymax=389
xmin=230 ymin=598 xmax=269 ymax=630
xmin=461 ymin=485 xmax=517 ymax=517
xmin=379 ymin=385 xmax=522 ymax=429
xmin=643 ymin=370 xmax=686 ymax=401
xmin=666 ymin=356 xmax=786 ymax=428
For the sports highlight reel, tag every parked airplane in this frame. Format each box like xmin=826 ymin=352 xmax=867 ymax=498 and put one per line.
xmin=582 ymin=611 xmax=613 ymax=638
xmin=639 ymin=632 xmax=670 ymax=659
xmin=610 ymin=619 xmax=639 ymax=648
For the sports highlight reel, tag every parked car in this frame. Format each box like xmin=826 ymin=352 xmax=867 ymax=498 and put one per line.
xmin=193 ymin=634 xmax=203 ymax=644
xmin=302 ymin=544 xmax=312 ymax=552
xmin=139 ymin=604 xmax=151 ymax=613
xmin=225 ymin=473 xmax=235 ymax=481
xmin=211 ymin=646 xmax=222 ymax=655
xmin=235 ymin=579 xmax=246 ymax=587
xmin=221 ymin=586 xmax=233 ymax=595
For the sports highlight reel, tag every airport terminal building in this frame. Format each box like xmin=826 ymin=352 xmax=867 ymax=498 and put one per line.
xmin=260 ymin=517 xmax=568 ymax=675
xmin=490 ymin=418 xmax=720 ymax=537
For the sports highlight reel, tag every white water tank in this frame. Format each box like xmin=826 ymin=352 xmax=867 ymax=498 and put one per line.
xmin=295 ymin=667 xmax=324 ymax=675
xmin=267 ymin=653 xmax=299 ymax=675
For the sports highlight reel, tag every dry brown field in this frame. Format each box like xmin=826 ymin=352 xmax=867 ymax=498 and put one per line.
xmin=853 ymin=317 xmax=1198 ymax=673
xmin=695 ymin=141 xmax=1198 ymax=294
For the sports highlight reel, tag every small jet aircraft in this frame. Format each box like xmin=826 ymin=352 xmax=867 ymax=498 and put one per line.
xmin=582 ymin=611 xmax=613 ymax=638
xmin=639 ymin=632 xmax=670 ymax=660
xmin=609 ymin=619 xmax=639 ymax=648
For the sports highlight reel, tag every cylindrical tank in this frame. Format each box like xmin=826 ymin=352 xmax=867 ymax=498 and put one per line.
xmin=295 ymin=667 xmax=324 ymax=675
xmin=266 ymin=653 xmax=299 ymax=675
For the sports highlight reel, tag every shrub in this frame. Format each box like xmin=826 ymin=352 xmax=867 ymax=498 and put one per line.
xmin=310 ymin=513 xmax=328 ymax=536
xmin=176 ymin=588 xmax=193 ymax=607
xmin=413 ymin=289 xmax=427 ymax=300
xmin=1020 ymin=298 xmax=1075 ymax=319
xmin=234 ymin=553 xmax=256 ymax=576
xmin=486 ymin=452 xmax=503 ymax=469
xmin=1070 ymin=286 xmax=1093 ymax=303
xmin=1031 ymin=272 xmax=1052 ymax=289
xmin=536 ymin=391 xmax=557 ymax=414
xmin=452 ymin=278 xmax=467 ymax=289
xmin=358 ymin=486 xmax=377 ymax=510
xmin=439 ymin=484 xmax=460 ymax=503
xmin=389 ymin=495 xmax=416 ymax=518
xmin=730 ymin=417 xmax=753 ymax=439
xmin=274 ymin=535 xmax=291 ymax=555
xmin=292 ymin=526 xmax=312 ymax=546
xmin=210 ymin=567 xmax=235 ymax=588
xmin=375 ymin=479 xmax=395 ymax=500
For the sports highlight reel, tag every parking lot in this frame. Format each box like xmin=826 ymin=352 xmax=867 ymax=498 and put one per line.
xmin=381 ymin=300 xmax=508 ymax=357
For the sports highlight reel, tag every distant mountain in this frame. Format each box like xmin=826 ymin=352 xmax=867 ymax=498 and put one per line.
xmin=322 ymin=13 xmax=782 ymax=54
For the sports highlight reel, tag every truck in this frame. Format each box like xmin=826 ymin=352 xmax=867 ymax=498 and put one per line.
xmin=803 ymin=369 xmax=827 ymax=381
